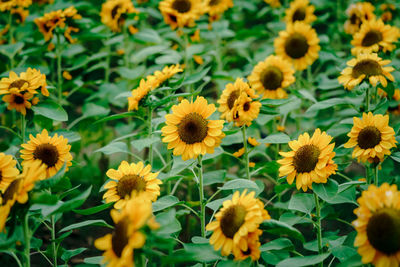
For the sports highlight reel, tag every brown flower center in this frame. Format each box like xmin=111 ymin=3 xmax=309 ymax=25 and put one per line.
xmin=351 ymin=59 xmax=382 ymax=78
xmin=209 ymin=0 xmax=221 ymax=6
xmin=178 ymin=113 xmax=208 ymax=144
xmin=366 ymin=208 xmax=400 ymax=255
xmin=293 ymin=144 xmax=320 ymax=173
xmin=361 ymin=30 xmax=383 ymax=47
xmin=117 ymin=174 xmax=147 ymax=198
xmin=220 ymin=204 xmax=247 ymax=238
xmin=111 ymin=218 xmax=130 ymax=258
xmin=33 ymin=143 xmax=59 ymax=167
xmin=284 ymin=33 xmax=309 ymax=59
xmin=357 ymin=126 xmax=381 ymax=149
xmin=9 ymin=79 xmax=29 ymax=90
xmin=2 ymin=179 xmax=22 ymax=205
xmin=227 ymin=90 xmax=240 ymax=109
xmin=111 ymin=4 xmax=121 ymax=19
xmin=243 ymin=102 xmax=251 ymax=112
xmin=14 ymin=95 xmax=25 ymax=104
xmin=172 ymin=0 xmax=191 ymax=13
xmin=350 ymin=13 xmax=360 ymax=25
xmin=260 ymin=66 xmax=283 ymax=90
xmin=292 ymin=7 xmax=306 ymax=22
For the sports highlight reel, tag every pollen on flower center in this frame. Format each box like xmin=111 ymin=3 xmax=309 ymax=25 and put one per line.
xmin=220 ymin=205 xmax=247 ymax=238
xmin=172 ymin=0 xmax=191 ymax=13
xmin=33 ymin=144 xmax=59 ymax=167
xmin=292 ymin=7 xmax=306 ymax=22
xmin=227 ymin=90 xmax=240 ymax=109
xmin=293 ymin=144 xmax=320 ymax=173
xmin=260 ymin=66 xmax=283 ymax=90
xmin=366 ymin=208 xmax=400 ymax=255
xmin=357 ymin=126 xmax=381 ymax=149
xmin=362 ymin=30 xmax=383 ymax=47
xmin=111 ymin=218 xmax=130 ymax=258
xmin=9 ymin=79 xmax=29 ymax=90
xmin=284 ymin=33 xmax=309 ymax=59
xmin=351 ymin=59 xmax=382 ymax=78
xmin=178 ymin=113 xmax=208 ymax=144
xmin=117 ymin=174 xmax=146 ymax=197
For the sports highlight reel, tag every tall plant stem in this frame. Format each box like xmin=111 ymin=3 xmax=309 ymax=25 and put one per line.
xmin=314 ymin=191 xmax=323 ymax=267
xmin=242 ymin=126 xmax=250 ymax=180
xmin=51 ymin=215 xmax=57 ymax=267
xmin=366 ymin=86 xmax=370 ymax=112
xmin=21 ymin=114 xmax=26 ymax=143
xmin=56 ymin=33 xmax=63 ymax=105
xmin=148 ymin=106 xmax=153 ymax=166
xmin=374 ymin=165 xmax=379 ymax=186
xmin=197 ymin=156 xmax=205 ymax=238
xmin=23 ymin=213 xmax=31 ymax=267
xmin=8 ymin=11 xmax=15 ymax=69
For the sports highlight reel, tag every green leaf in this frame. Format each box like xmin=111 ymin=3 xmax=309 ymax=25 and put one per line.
xmin=61 ymin=248 xmax=87 ymax=262
xmin=59 ymin=219 xmax=113 ymax=233
xmin=313 ymin=180 xmax=339 ymax=203
xmin=156 ymin=209 xmax=182 ymax=235
xmin=260 ymin=238 xmax=294 ymax=252
xmin=276 ymin=253 xmax=331 ymax=267
xmin=218 ymin=179 xmax=259 ymax=191
xmin=134 ymin=29 xmax=162 ymax=44
xmin=94 ymin=112 xmax=143 ymax=124
xmin=306 ymin=98 xmax=361 ymax=113
xmin=32 ymin=100 xmax=68 ymax=121
xmin=73 ymin=202 xmax=113 ymax=215
xmin=153 ymin=195 xmax=181 ymax=212
xmin=35 ymin=164 xmax=67 ymax=190
xmin=84 ymin=256 xmax=103 ymax=264
xmin=288 ymin=193 xmax=315 ymax=214
xmin=53 ymin=130 xmax=81 ymax=143
xmin=204 ymin=170 xmax=226 ymax=185
xmin=0 ymin=42 xmax=24 ymax=58
xmin=131 ymin=136 xmax=159 ymax=152
xmin=95 ymin=142 xmax=128 ymax=155
xmin=391 ymin=152 xmax=400 ymax=163
xmin=182 ymin=243 xmax=224 ymax=262
xmin=259 ymin=133 xmax=290 ymax=144
xmin=183 ymin=67 xmax=211 ymax=85
xmin=261 ymin=219 xmax=305 ymax=242
xmin=332 ymin=245 xmax=358 ymax=262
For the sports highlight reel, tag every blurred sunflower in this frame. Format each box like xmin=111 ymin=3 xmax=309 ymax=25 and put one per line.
xmin=0 ymin=153 xmax=19 ymax=193
xmin=274 ymin=21 xmax=320 ymax=70
xmin=161 ymin=96 xmax=225 ymax=161
xmin=1 ymin=89 xmax=34 ymax=115
xmin=20 ymin=129 xmax=73 ymax=178
xmin=159 ymin=0 xmax=204 ymax=29
xmin=102 ymin=161 xmax=162 ymax=209
xmin=232 ymin=92 xmax=261 ymax=127
xmin=95 ymin=194 xmax=158 ymax=267
xmin=351 ymin=19 xmax=400 ymax=55
xmin=128 ymin=79 xmax=151 ymax=111
xmin=206 ymin=190 xmax=270 ymax=256
xmin=338 ymin=53 xmax=394 ymax=90
xmin=248 ymin=55 xmax=295 ymax=99
xmin=233 ymin=229 xmax=262 ymax=261
xmin=100 ymin=0 xmax=138 ymax=32
xmin=11 ymin=7 xmax=29 ymax=23
xmin=344 ymin=112 xmax=397 ymax=163
xmin=380 ymin=4 xmax=395 ymax=22
xmin=0 ymin=0 xmax=31 ymax=11
xmin=264 ymin=0 xmax=280 ymax=8
xmin=205 ymin=0 xmax=233 ymax=22
xmin=217 ymin=78 xmax=258 ymax=123
xmin=278 ymin=129 xmax=337 ymax=192
xmin=284 ymin=0 xmax=316 ymax=25
xmin=353 ymin=183 xmax=400 ymax=267
xmin=0 ymin=160 xmax=46 ymax=232
xmin=149 ymin=64 xmax=184 ymax=89
xmin=344 ymin=2 xmax=376 ymax=35
xmin=0 ymin=68 xmax=48 ymax=96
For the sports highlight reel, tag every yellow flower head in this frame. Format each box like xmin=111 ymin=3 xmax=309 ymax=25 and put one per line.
xmin=161 ymin=96 xmax=225 ymax=161
xmin=100 ymin=0 xmax=138 ymax=32
xmin=264 ymin=0 xmax=280 ymax=8
xmin=233 ymin=229 xmax=262 ymax=261
xmin=344 ymin=2 xmax=376 ymax=35
xmin=159 ymin=0 xmax=205 ymax=30
xmin=232 ymin=92 xmax=261 ymax=127
xmin=278 ymin=129 xmax=337 ymax=192
xmin=284 ymin=0 xmax=316 ymax=25
xmin=205 ymin=0 xmax=233 ymax=22
xmin=353 ymin=183 xmax=400 ymax=267
xmin=0 ymin=0 xmax=31 ymax=12
xmin=344 ymin=112 xmax=397 ymax=163
xmin=248 ymin=137 xmax=260 ymax=147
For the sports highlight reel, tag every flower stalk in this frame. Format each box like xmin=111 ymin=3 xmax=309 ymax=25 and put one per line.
xmin=242 ymin=125 xmax=250 ymax=180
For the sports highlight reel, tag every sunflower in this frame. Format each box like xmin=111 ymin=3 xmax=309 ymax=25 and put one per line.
xmin=351 ymin=19 xmax=400 ymax=55
xmin=0 ymin=153 xmax=19 ymax=193
xmin=264 ymin=0 xmax=280 ymax=8
xmin=277 ymin=129 xmax=337 ymax=192
xmin=20 ymin=129 xmax=73 ymax=178
xmin=161 ymin=96 xmax=225 ymax=161
xmin=284 ymin=0 xmax=316 ymax=25
xmin=233 ymin=229 xmax=262 ymax=261
xmin=217 ymin=78 xmax=258 ymax=123
xmin=0 ymin=68 xmax=48 ymax=96
xmin=338 ymin=53 xmax=395 ymax=90
xmin=1 ymin=89 xmax=34 ymax=115
xmin=248 ymin=55 xmax=295 ymax=99
xmin=11 ymin=7 xmax=29 ymax=23
xmin=353 ymin=183 xmax=400 ymax=267
xmin=232 ymin=92 xmax=261 ymax=127
xmin=100 ymin=0 xmax=138 ymax=32
xmin=102 ymin=161 xmax=162 ymax=209
xmin=380 ymin=4 xmax=395 ymax=23
xmin=344 ymin=112 xmax=397 ymax=164
xmin=206 ymin=190 xmax=270 ymax=257
xmin=205 ymin=0 xmax=233 ymax=22
xmin=274 ymin=21 xmax=320 ymax=70
xmin=344 ymin=2 xmax=376 ymax=35
xmin=95 ymin=194 xmax=157 ymax=267
xmin=0 ymin=0 xmax=31 ymax=11
xmin=159 ymin=0 xmax=204 ymax=30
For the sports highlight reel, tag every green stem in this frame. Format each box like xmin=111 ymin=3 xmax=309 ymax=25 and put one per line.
xmin=51 ymin=215 xmax=57 ymax=267
xmin=23 ymin=214 xmax=30 ymax=267
xmin=197 ymin=155 xmax=205 ymax=238
xmin=105 ymin=40 xmax=111 ymax=83
xmin=374 ymin=165 xmax=379 ymax=186
xmin=148 ymin=106 xmax=153 ymax=166
xmin=21 ymin=114 xmax=26 ymax=143
xmin=366 ymin=165 xmax=371 ymax=185
xmin=56 ymin=33 xmax=63 ymax=105
xmin=314 ymin=191 xmax=323 ymax=265
xmin=242 ymin=126 xmax=250 ymax=180
xmin=8 ymin=11 xmax=14 ymax=69
xmin=366 ymin=86 xmax=370 ymax=112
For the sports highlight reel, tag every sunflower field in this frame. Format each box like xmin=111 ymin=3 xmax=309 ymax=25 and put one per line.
xmin=1 ymin=0 xmax=400 ymax=266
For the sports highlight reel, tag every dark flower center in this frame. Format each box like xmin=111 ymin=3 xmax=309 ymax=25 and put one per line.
xmin=284 ymin=33 xmax=309 ymax=59
xmin=117 ymin=174 xmax=146 ymax=198
xmin=242 ymin=247 xmax=252 ymax=255
xmin=178 ymin=113 xmax=208 ymax=144
xmin=366 ymin=208 xmax=400 ymax=255
xmin=352 ymin=59 xmax=382 ymax=78
xmin=227 ymin=90 xmax=240 ymax=109
xmin=243 ymin=102 xmax=251 ymax=112
xmin=361 ymin=30 xmax=383 ymax=47
xmin=220 ymin=204 xmax=247 ymax=238
xmin=292 ymin=7 xmax=306 ymax=22
xmin=112 ymin=218 xmax=130 ymax=258
xmin=260 ymin=66 xmax=283 ymax=90
xmin=111 ymin=4 xmax=121 ymax=19
xmin=357 ymin=126 xmax=381 ymax=149
xmin=172 ymin=0 xmax=191 ymax=13
xmin=350 ymin=13 xmax=360 ymax=25
xmin=209 ymin=0 xmax=220 ymax=6
xmin=14 ymin=95 xmax=25 ymax=104
xmin=2 ymin=179 xmax=22 ymax=205
xmin=293 ymin=144 xmax=320 ymax=173
xmin=33 ymin=143 xmax=59 ymax=167
xmin=9 ymin=79 xmax=29 ymax=90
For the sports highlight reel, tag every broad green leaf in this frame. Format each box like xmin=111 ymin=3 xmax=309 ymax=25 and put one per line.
xmin=313 ymin=180 xmax=339 ymax=203
xmin=61 ymin=248 xmax=87 ymax=262
xmin=59 ymin=219 xmax=112 ymax=233
xmin=391 ymin=152 xmax=400 ymax=163
xmin=261 ymin=219 xmax=305 ymax=242
xmin=131 ymin=136 xmax=159 ymax=152
xmin=53 ymin=130 xmax=81 ymax=143
xmin=259 ymin=133 xmax=290 ymax=144
xmin=32 ymin=100 xmax=68 ymax=121
xmin=276 ymin=253 xmax=331 ymax=267
xmin=182 ymin=243 xmax=224 ymax=262
xmin=84 ymin=256 xmax=103 ymax=264
xmin=95 ymin=142 xmax=128 ymax=155
xmin=183 ymin=67 xmax=211 ymax=85
xmin=288 ymin=193 xmax=315 ymax=214
xmin=260 ymin=238 xmax=294 ymax=252
xmin=73 ymin=202 xmax=113 ymax=215
xmin=35 ymin=164 xmax=67 ymax=190
xmin=153 ymin=195 xmax=181 ymax=212
xmin=218 ymin=179 xmax=258 ymax=191
xmin=306 ymin=98 xmax=361 ymax=113
xmin=204 ymin=170 xmax=226 ymax=185
xmin=0 ymin=42 xmax=24 ymax=58
xmin=156 ymin=209 xmax=182 ymax=235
